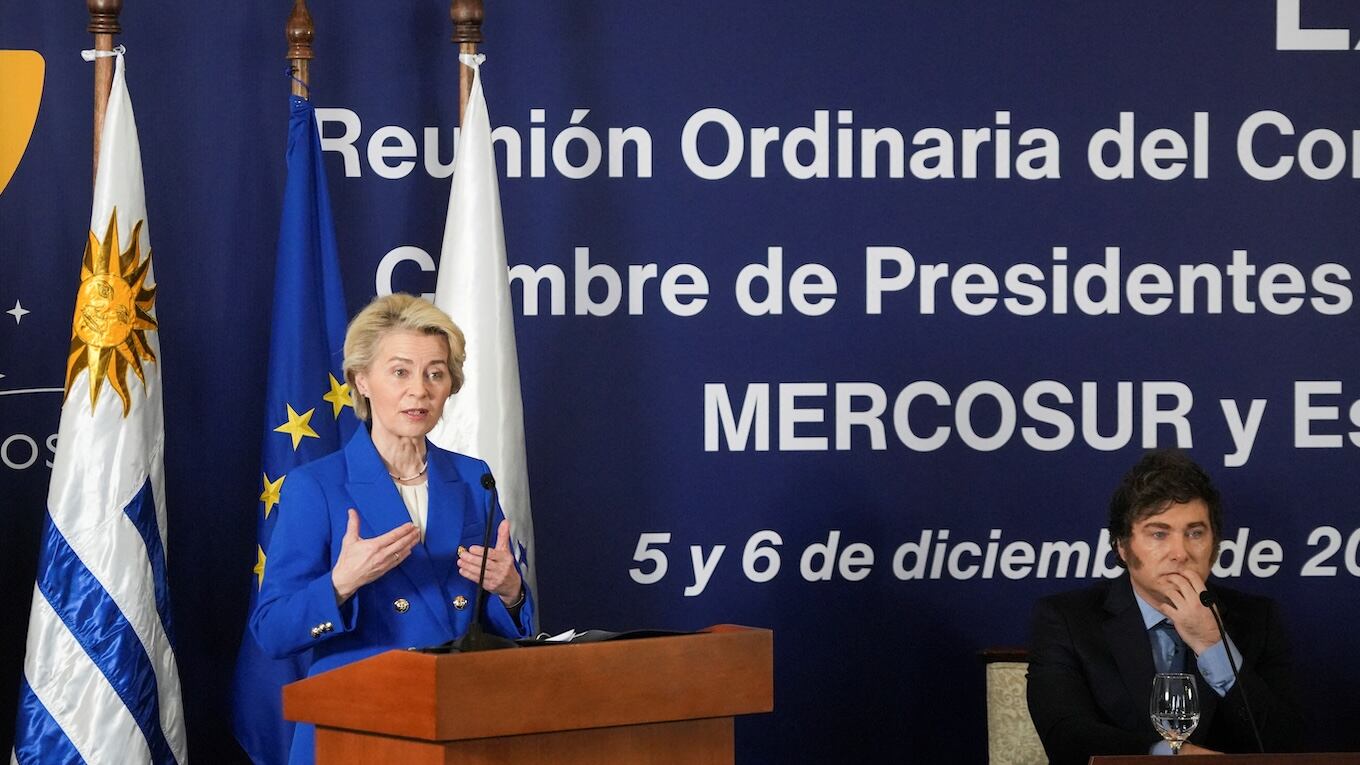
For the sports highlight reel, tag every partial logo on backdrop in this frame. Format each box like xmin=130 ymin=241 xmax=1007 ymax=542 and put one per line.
xmin=0 ymin=50 xmax=44 ymax=196
xmin=2 ymin=50 xmax=56 ymax=473
xmin=1277 ymin=0 xmax=1360 ymax=50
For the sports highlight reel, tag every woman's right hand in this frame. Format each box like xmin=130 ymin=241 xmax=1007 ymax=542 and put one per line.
xmin=331 ymin=508 xmax=420 ymax=603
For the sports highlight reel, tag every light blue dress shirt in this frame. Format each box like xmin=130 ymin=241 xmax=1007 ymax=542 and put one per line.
xmin=1135 ymin=591 xmax=1243 ymax=755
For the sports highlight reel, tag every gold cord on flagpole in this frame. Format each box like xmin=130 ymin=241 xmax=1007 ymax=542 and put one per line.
xmin=286 ymin=0 xmax=314 ymax=100
xmin=88 ymin=0 xmax=122 ymax=184
xmin=451 ymin=0 xmax=484 ymax=126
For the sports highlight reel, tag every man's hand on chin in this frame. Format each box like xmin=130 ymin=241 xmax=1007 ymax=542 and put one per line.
xmin=1155 ymin=569 xmax=1222 ymax=655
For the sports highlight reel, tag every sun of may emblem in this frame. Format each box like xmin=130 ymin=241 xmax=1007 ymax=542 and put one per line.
xmin=65 ymin=207 xmax=158 ymax=416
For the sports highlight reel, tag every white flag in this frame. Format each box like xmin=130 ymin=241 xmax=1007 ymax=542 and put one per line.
xmin=430 ymin=58 xmax=538 ymax=606
xmin=13 ymin=51 xmax=187 ymax=765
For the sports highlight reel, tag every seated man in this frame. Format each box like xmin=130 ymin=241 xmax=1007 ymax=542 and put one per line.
xmin=1026 ymin=450 xmax=1303 ymax=763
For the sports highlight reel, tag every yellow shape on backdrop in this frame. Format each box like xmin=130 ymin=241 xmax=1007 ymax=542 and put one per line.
xmin=0 ymin=50 xmax=45 ymax=196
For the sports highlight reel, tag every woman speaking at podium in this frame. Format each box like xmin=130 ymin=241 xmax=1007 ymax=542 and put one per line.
xmin=251 ymin=294 xmax=534 ymax=765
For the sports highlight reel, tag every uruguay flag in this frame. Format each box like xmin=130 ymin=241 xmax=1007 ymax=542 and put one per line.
xmin=229 ymin=94 xmax=355 ymax=765
xmin=13 ymin=51 xmax=188 ymax=764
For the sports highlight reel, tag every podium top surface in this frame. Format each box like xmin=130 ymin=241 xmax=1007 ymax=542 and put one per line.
xmin=283 ymin=624 xmax=774 ymax=742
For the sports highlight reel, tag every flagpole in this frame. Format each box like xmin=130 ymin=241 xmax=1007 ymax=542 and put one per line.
xmin=451 ymin=0 xmax=483 ymax=124
xmin=87 ymin=0 xmax=122 ymax=182
xmin=286 ymin=0 xmax=313 ymax=99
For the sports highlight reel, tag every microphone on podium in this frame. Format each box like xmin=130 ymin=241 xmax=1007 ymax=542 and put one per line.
xmin=449 ymin=473 xmax=518 ymax=653
xmin=1199 ymin=588 xmax=1264 ymax=753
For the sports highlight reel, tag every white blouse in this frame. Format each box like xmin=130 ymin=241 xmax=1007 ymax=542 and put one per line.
xmin=394 ymin=480 xmax=429 ymax=543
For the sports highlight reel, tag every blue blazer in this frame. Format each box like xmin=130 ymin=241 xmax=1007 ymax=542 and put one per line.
xmin=250 ymin=426 xmax=534 ymax=764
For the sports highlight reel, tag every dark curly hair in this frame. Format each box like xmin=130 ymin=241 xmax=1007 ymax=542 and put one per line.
xmin=1107 ymin=450 xmax=1222 ymax=567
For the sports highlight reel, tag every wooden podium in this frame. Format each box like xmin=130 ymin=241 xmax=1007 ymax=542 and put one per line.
xmin=283 ymin=624 xmax=774 ymax=764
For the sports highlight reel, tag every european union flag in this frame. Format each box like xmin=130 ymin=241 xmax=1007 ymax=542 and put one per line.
xmin=230 ymin=95 xmax=355 ymax=765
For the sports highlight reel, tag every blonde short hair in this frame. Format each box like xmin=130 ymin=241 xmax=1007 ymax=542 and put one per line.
xmin=343 ymin=293 xmax=466 ymax=421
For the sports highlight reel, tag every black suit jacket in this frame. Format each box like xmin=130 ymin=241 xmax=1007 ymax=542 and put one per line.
xmin=1026 ymin=574 xmax=1303 ymax=765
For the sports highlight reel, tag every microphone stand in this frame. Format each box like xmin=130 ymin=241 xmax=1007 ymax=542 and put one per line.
xmin=449 ymin=473 xmax=517 ymax=652
xmin=1199 ymin=589 xmax=1264 ymax=753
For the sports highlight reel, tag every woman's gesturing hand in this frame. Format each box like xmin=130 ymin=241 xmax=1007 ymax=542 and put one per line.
xmin=457 ymin=519 xmax=523 ymax=605
xmin=331 ymin=508 xmax=421 ymax=603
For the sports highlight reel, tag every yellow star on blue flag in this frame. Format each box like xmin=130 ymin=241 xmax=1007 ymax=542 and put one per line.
xmin=322 ymin=373 xmax=353 ymax=419
xmin=273 ymin=404 xmax=319 ymax=450
xmin=259 ymin=473 xmax=285 ymax=519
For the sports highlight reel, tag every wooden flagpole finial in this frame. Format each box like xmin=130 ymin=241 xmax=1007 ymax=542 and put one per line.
xmin=88 ymin=0 xmax=123 ymax=183
xmin=451 ymin=0 xmax=484 ymax=125
xmin=285 ymin=0 xmax=315 ymax=99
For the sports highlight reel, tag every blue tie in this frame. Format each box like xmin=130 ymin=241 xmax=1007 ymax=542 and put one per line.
xmin=1152 ymin=619 xmax=1188 ymax=673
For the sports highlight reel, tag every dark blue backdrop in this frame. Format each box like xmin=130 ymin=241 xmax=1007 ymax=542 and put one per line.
xmin=3 ymin=3 xmax=1358 ymax=762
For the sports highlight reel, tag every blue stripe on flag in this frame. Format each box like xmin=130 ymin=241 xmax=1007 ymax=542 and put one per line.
xmin=13 ymin=676 xmax=86 ymax=765
xmin=35 ymin=480 xmax=179 ymax=765
xmin=122 ymin=479 xmax=178 ymax=648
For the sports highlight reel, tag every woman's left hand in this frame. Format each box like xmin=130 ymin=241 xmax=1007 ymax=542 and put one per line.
xmin=458 ymin=519 xmax=523 ymax=605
